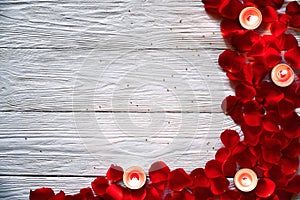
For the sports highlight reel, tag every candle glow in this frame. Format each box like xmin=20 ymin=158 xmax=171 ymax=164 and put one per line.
xmin=271 ymin=63 xmax=295 ymax=87
xmin=239 ymin=7 xmax=262 ymax=30
xmin=234 ymin=168 xmax=258 ymax=192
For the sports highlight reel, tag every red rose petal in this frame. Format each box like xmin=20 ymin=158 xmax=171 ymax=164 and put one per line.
xmin=149 ymin=161 xmax=170 ymax=184
xmin=106 ymin=184 xmax=124 ymax=200
xmin=235 ymin=84 xmax=256 ymax=102
xmin=49 ymin=191 xmax=65 ymax=200
xmin=278 ymin=98 xmax=295 ymax=118
xmin=279 ymin=157 xmax=299 ymax=175
xmin=277 ymin=33 xmax=298 ymax=50
xmin=262 ymin=6 xmax=278 ymax=23
xmin=220 ymin=18 xmax=244 ymax=38
xmin=106 ymin=164 xmax=124 ymax=183
xmin=275 ymin=189 xmax=294 ymax=200
xmin=215 ymin=147 xmax=230 ymax=163
xmin=261 ymin=138 xmax=282 ymax=163
xmin=190 ymin=168 xmax=210 ymax=188
xmin=210 ymin=176 xmax=230 ymax=195
xmin=202 ymin=0 xmax=222 ymax=17
xmin=168 ymin=168 xmax=193 ymax=191
xmin=205 ymin=160 xmax=223 ymax=179
xmin=220 ymin=190 xmax=241 ymax=200
xmin=194 ymin=187 xmax=214 ymax=200
xmin=282 ymin=139 xmax=300 ymax=158
xmin=91 ymin=176 xmax=109 ymax=196
xmin=285 ymin=175 xmax=300 ymax=193
xmin=255 ymin=178 xmax=276 ymax=198
xmin=222 ymin=156 xmax=237 ymax=177
xmin=144 ymin=185 xmax=162 ymax=200
xmin=30 ymin=188 xmax=55 ymax=200
xmin=285 ymin=46 xmax=300 ymax=69
xmin=286 ymin=1 xmax=300 ymax=15
xmin=221 ymin=129 xmax=240 ymax=148
xmin=231 ymin=31 xmax=260 ymax=52
xmin=242 ymin=125 xmax=262 ymax=146
xmin=218 ymin=0 xmax=243 ymax=19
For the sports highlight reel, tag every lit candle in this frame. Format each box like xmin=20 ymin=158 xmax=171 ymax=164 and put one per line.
xmin=239 ymin=7 xmax=262 ymax=30
xmin=234 ymin=168 xmax=258 ymax=192
xmin=123 ymin=166 xmax=146 ymax=189
xmin=271 ymin=63 xmax=295 ymax=87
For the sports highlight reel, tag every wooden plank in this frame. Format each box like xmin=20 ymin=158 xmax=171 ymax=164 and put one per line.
xmin=0 ymin=48 xmax=232 ymax=112
xmin=0 ymin=0 xmax=224 ymax=49
xmin=0 ymin=112 xmax=238 ymax=175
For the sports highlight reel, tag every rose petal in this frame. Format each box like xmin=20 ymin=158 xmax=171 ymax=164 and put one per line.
xmin=168 ymin=168 xmax=193 ymax=191
xmin=194 ymin=187 xmax=214 ymax=200
xmin=220 ymin=190 xmax=241 ymax=200
xmin=144 ymin=185 xmax=162 ymax=200
xmin=285 ymin=175 xmax=300 ymax=193
xmin=149 ymin=161 xmax=170 ymax=184
xmin=277 ymin=33 xmax=298 ymax=50
xmin=190 ymin=168 xmax=210 ymax=188
xmin=279 ymin=157 xmax=299 ymax=175
xmin=205 ymin=160 xmax=223 ymax=179
xmin=106 ymin=164 xmax=124 ymax=183
xmin=218 ymin=0 xmax=243 ymax=19
xmin=242 ymin=125 xmax=262 ymax=146
xmin=278 ymin=98 xmax=295 ymax=118
xmin=261 ymin=138 xmax=282 ymax=163
xmin=222 ymin=156 xmax=237 ymax=177
xmin=262 ymin=6 xmax=278 ymax=23
xmin=49 ymin=191 xmax=65 ymax=200
xmin=215 ymin=147 xmax=230 ymax=163
xmin=30 ymin=188 xmax=55 ymax=200
xmin=106 ymin=184 xmax=124 ymax=200
xmin=235 ymin=84 xmax=256 ymax=102
xmin=285 ymin=46 xmax=300 ymax=69
xmin=221 ymin=129 xmax=240 ymax=148
xmin=210 ymin=177 xmax=230 ymax=195
xmin=231 ymin=31 xmax=260 ymax=52
xmin=91 ymin=176 xmax=109 ymax=196
xmin=282 ymin=139 xmax=300 ymax=158
xmin=220 ymin=18 xmax=244 ymax=38
xmin=255 ymin=178 xmax=276 ymax=198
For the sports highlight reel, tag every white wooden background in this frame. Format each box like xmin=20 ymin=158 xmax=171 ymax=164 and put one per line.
xmin=0 ymin=0 xmax=299 ymax=199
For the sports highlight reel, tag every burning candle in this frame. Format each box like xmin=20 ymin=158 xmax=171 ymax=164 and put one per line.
xmin=234 ymin=168 xmax=258 ymax=192
xmin=123 ymin=166 xmax=146 ymax=189
xmin=239 ymin=7 xmax=262 ymax=30
xmin=271 ymin=63 xmax=295 ymax=87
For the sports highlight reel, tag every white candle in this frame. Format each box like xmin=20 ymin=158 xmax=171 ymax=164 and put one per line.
xmin=123 ymin=166 xmax=146 ymax=189
xmin=234 ymin=168 xmax=258 ymax=192
xmin=239 ymin=7 xmax=262 ymax=30
xmin=271 ymin=64 xmax=295 ymax=87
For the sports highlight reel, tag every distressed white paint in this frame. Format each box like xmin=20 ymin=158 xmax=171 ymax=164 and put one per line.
xmin=0 ymin=0 xmax=299 ymax=199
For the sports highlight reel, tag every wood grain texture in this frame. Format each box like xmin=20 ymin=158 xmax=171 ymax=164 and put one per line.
xmin=0 ymin=0 xmax=299 ymax=199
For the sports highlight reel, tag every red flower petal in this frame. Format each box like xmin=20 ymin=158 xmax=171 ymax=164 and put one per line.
xmin=242 ymin=125 xmax=262 ymax=146
xmin=149 ymin=161 xmax=170 ymax=184
xmin=286 ymin=1 xmax=300 ymax=15
xmin=221 ymin=129 xmax=240 ymax=148
xmin=202 ymin=0 xmax=222 ymax=17
xmin=221 ymin=18 xmax=245 ymax=39
xmin=261 ymin=138 xmax=282 ymax=164
xmin=218 ymin=49 xmax=246 ymax=73
xmin=218 ymin=0 xmax=243 ymax=19
xmin=210 ymin=176 xmax=230 ymax=195
xmin=285 ymin=46 xmax=300 ymax=69
xmin=282 ymin=139 xmax=300 ymax=158
xmin=205 ymin=160 xmax=223 ymax=179
xmin=263 ymin=111 xmax=281 ymax=132
xmin=278 ymin=98 xmax=295 ymax=118
xmin=222 ymin=156 xmax=237 ymax=177
xmin=220 ymin=190 xmax=241 ymax=200
xmin=235 ymin=84 xmax=256 ymax=102
xmin=194 ymin=187 xmax=214 ymax=199
xmin=277 ymin=33 xmax=298 ymax=50
xmin=30 ymin=188 xmax=55 ymax=200
xmin=91 ymin=176 xmax=109 ymax=196
xmin=279 ymin=157 xmax=299 ymax=175
xmin=270 ymin=21 xmax=287 ymax=37
xmin=231 ymin=31 xmax=260 ymax=52
xmin=144 ymin=185 xmax=162 ymax=200
xmin=49 ymin=191 xmax=65 ymax=200
xmin=106 ymin=184 xmax=124 ymax=200
xmin=262 ymin=6 xmax=278 ymax=23
xmin=106 ymin=164 xmax=124 ymax=183
xmin=168 ymin=168 xmax=193 ymax=191
xmin=255 ymin=178 xmax=276 ymax=198
xmin=285 ymin=175 xmax=300 ymax=193
xmin=190 ymin=168 xmax=210 ymax=188
xmin=215 ymin=147 xmax=230 ymax=163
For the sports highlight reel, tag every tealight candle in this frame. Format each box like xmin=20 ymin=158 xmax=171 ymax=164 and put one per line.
xmin=239 ymin=7 xmax=262 ymax=30
xmin=123 ymin=166 xmax=146 ymax=189
xmin=234 ymin=168 xmax=258 ymax=192
xmin=271 ymin=63 xmax=295 ymax=87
